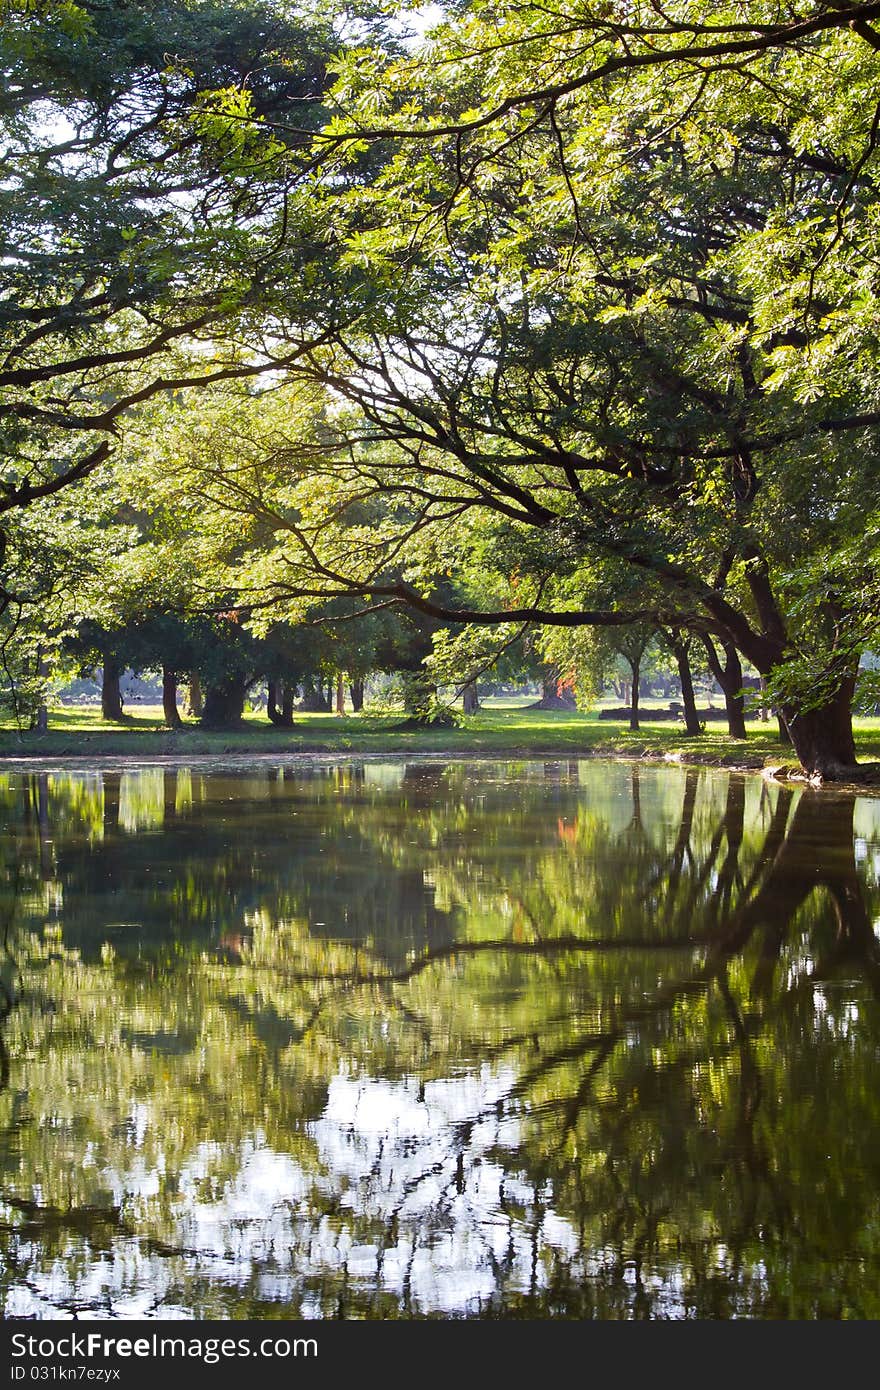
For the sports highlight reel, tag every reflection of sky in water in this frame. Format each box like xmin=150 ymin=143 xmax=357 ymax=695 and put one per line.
xmin=306 ymin=1068 xmax=539 ymax=1314
xmin=2 ymin=1066 xmax=589 ymax=1319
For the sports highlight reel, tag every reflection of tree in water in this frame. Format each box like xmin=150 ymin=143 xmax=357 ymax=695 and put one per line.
xmin=0 ymin=764 xmax=878 ymax=1317
xmin=0 ymin=767 xmax=461 ymax=965
xmin=475 ymin=778 xmax=880 ymax=1317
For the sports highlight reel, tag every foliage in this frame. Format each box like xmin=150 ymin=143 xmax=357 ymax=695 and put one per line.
xmin=4 ymin=1 xmax=880 ymax=773
xmin=217 ymin=0 xmax=880 ymax=773
xmin=0 ymin=481 xmax=135 ymax=725
xmin=0 ymin=0 xmax=337 ymax=517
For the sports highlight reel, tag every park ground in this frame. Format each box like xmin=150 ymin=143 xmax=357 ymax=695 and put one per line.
xmin=2 ymin=696 xmax=879 ymax=786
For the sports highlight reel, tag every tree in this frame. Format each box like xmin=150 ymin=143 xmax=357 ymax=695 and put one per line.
xmin=320 ymin=0 xmax=880 ymax=155
xmin=0 ymin=0 xmax=340 ymax=533
xmin=0 ymin=481 xmax=134 ymax=727
xmin=221 ymin=0 xmax=880 ymax=779
xmin=609 ymin=625 xmax=657 ymax=732
xmin=658 ymin=628 xmax=703 ymax=738
xmin=64 ymin=618 xmax=130 ymax=722
xmin=119 ymin=377 xmax=485 ymax=723
xmin=8 ymin=0 xmax=880 ymax=778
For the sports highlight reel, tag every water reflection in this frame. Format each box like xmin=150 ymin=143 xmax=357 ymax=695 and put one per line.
xmin=0 ymin=761 xmax=878 ymax=1318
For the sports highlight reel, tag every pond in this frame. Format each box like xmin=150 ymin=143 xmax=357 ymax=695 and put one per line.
xmin=1 ymin=758 xmax=879 ymax=1319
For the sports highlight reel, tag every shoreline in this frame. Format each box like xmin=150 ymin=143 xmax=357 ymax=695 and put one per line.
xmin=2 ymin=741 xmax=878 ymax=795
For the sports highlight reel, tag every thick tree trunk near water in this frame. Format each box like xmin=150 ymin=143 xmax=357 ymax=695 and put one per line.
xmin=710 ymin=638 xmax=871 ymax=780
xmin=349 ymin=678 xmax=365 ymax=712
xmin=162 ymin=667 xmax=181 ymax=728
xmin=201 ymin=676 xmax=247 ymax=729
xmin=782 ymin=679 xmax=862 ymax=780
xmin=101 ymin=657 xmax=124 ymax=721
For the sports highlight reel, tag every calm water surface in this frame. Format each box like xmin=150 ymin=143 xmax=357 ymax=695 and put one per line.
xmin=1 ymin=758 xmax=879 ymax=1319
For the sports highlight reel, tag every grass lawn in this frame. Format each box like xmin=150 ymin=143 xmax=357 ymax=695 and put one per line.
xmin=2 ymin=697 xmax=879 ymax=773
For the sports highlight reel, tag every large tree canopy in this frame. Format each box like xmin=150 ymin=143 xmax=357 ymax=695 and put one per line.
xmin=3 ymin=0 xmax=880 ymax=778
xmin=0 ymin=0 xmax=340 ymax=516
xmin=188 ymin=0 xmax=880 ymax=778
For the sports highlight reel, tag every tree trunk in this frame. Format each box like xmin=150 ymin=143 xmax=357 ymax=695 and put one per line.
xmin=349 ymin=678 xmax=365 ymax=712
xmin=281 ymin=682 xmax=295 ymax=725
xmin=162 ymin=666 xmax=181 ymax=728
xmin=335 ymin=672 xmax=346 ymax=715
xmin=783 ymin=678 xmax=859 ymax=779
xmin=461 ymin=680 xmax=480 ymax=714
xmin=267 ymin=679 xmax=294 ymax=725
xmin=533 ymin=665 xmax=577 ymax=709
xmin=186 ymin=672 xmax=203 ymax=719
xmin=101 ymin=657 xmax=124 ymax=721
xmin=267 ymin=678 xmax=283 ymax=725
xmin=201 ymin=676 xmax=247 ymax=730
xmin=30 ymin=647 xmax=50 ymax=731
xmin=702 ymin=637 xmax=747 ymax=739
xmin=669 ymin=633 xmax=701 ymax=737
xmin=298 ymin=677 xmax=330 ymax=712
xmin=627 ymin=657 xmax=640 ymax=731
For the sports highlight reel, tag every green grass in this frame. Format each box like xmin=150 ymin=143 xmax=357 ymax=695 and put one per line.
xmin=2 ymin=699 xmax=879 ymax=770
